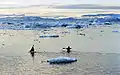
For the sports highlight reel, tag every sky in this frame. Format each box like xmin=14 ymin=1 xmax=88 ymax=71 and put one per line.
xmin=0 ymin=0 xmax=120 ymax=6
xmin=0 ymin=0 xmax=120 ymax=17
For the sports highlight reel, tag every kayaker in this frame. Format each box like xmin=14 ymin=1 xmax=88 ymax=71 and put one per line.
xmin=63 ymin=46 xmax=72 ymax=53
xmin=29 ymin=45 xmax=36 ymax=58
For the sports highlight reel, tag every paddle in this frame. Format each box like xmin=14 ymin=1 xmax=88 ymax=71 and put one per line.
xmin=62 ymin=48 xmax=66 ymax=49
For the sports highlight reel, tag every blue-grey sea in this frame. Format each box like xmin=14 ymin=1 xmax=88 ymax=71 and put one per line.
xmin=0 ymin=26 xmax=120 ymax=75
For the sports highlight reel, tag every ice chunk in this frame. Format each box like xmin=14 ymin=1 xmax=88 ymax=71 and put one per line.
xmin=47 ymin=57 xmax=77 ymax=64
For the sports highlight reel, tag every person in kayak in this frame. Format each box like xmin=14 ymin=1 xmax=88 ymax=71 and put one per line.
xmin=63 ymin=46 xmax=72 ymax=53
xmin=29 ymin=45 xmax=36 ymax=58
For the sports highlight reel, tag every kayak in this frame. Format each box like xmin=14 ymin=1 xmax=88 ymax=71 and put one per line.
xmin=47 ymin=57 xmax=77 ymax=64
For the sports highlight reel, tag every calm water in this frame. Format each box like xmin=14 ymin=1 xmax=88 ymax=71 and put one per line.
xmin=0 ymin=26 xmax=120 ymax=75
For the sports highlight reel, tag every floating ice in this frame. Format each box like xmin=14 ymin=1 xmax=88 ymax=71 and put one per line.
xmin=112 ymin=30 xmax=120 ymax=33
xmin=47 ymin=57 xmax=77 ymax=64
xmin=40 ymin=35 xmax=59 ymax=38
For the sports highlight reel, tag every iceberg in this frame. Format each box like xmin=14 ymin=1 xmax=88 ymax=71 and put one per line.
xmin=47 ymin=57 xmax=77 ymax=64
xmin=0 ymin=13 xmax=120 ymax=30
xmin=40 ymin=35 xmax=59 ymax=38
xmin=112 ymin=30 xmax=120 ymax=33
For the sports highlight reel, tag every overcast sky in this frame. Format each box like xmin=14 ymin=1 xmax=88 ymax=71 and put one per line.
xmin=0 ymin=0 xmax=120 ymax=6
xmin=0 ymin=0 xmax=120 ymax=17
